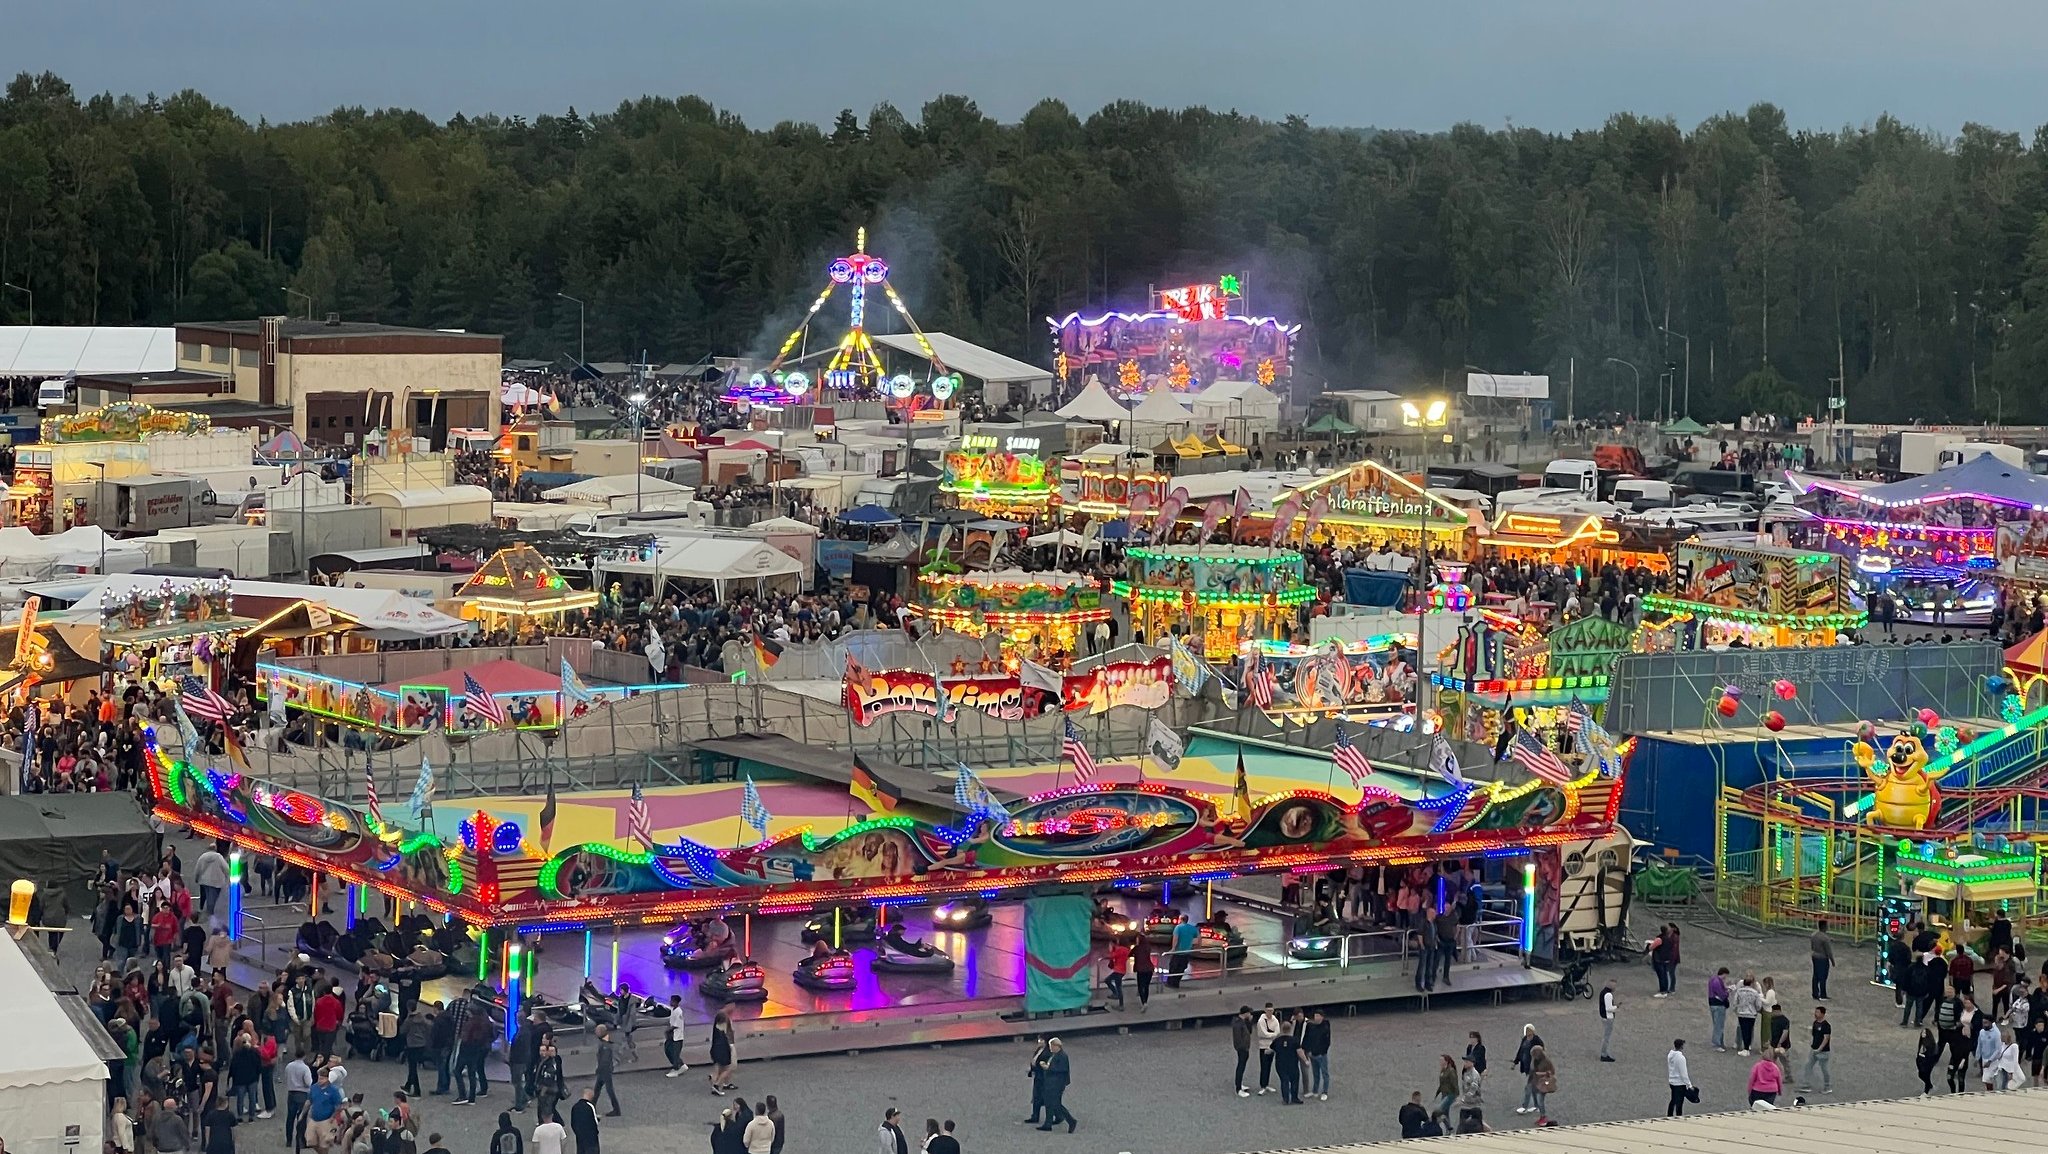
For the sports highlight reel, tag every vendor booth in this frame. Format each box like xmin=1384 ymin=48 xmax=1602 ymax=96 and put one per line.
xmin=1641 ymin=541 xmax=1862 ymax=649
xmin=1478 ymin=510 xmax=1670 ymax=573
xmin=1112 ymin=543 xmax=1314 ymax=660
xmin=1280 ymin=460 xmax=1472 ymax=553
xmin=455 ymin=544 xmax=600 ymax=631
xmin=97 ymin=575 xmax=249 ymax=689
xmin=915 ymin=569 xmax=1109 ymax=668
xmin=939 ymin=432 xmax=1058 ymax=517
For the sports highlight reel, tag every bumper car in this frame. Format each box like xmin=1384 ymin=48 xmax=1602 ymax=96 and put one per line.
xmin=872 ymin=927 xmax=955 ymax=973
xmin=1286 ymin=934 xmax=1343 ymax=961
xmin=1091 ymin=905 xmax=1140 ymax=941
xmin=1095 ymin=880 xmax=1164 ymax=899
xmin=793 ymin=948 xmax=858 ymax=990
xmin=800 ymin=904 xmax=878 ymax=945
xmin=1141 ymin=907 xmax=1182 ymax=942
xmin=661 ymin=919 xmax=741 ymax=969
xmin=930 ymin=897 xmax=991 ymax=930
xmin=402 ymin=945 xmax=448 ymax=981
xmin=699 ymin=958 xmax=768 ymax=1002
xmin=296 ymin=920 xmax=342 ymax=961
xmin=1195 ymin=920 xmax=1248 ymax=965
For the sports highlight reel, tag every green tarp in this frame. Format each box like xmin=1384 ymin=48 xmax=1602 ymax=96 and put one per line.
xmin=1633 ymin=861 xmax=1702 ymax=903
xmin=1023 ymin=893 xmax=1095 ymax=1013
xmin=0 ymin=793 xmax=158 ymax=906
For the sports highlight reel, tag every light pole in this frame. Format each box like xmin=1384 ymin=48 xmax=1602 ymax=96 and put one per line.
xmin=2 ymin=282 xmax=31 ymax=327
xmin=280 ymin=286 xmax=313 ymax=320
xmin=86 ymin=462 xmax=106 ymax=569
xmin=1401 ymin=398 xmax=1448 ymax=718
xmin=627 ymin=390 xmax=648 ymax=513
xmin=1604 ymin=357 xmax=1641 ymax=423
xmin=558 ymin=293 xmax=585 ymax=366
xmin=1659 ymin=325 xmax=1691 ymax=417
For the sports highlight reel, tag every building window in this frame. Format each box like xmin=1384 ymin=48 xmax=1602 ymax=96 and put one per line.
xmin=180 ymin=342 xmax=201 ymax=362
xmin=344 ymin=415 xmax=355 ymax=428
xmin=237 ymin=349 xmax=257 ymax=367
xmin=208 ymin=345 xmax=229 ymax=364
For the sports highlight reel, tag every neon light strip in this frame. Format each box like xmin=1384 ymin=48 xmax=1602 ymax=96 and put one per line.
xmin=1046 ymin=310 xmax=1302 ymax=336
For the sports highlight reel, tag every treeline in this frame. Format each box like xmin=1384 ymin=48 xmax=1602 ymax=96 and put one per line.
xmin=7 ymin=70 xmax=2048 ymax=421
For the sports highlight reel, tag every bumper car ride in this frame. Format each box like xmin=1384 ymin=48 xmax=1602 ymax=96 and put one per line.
xmin=872 ymin=931 xmax=956 ymax=973
xmin=661 ymin=920 xmax=741 ymax=969
xmin=1286 ymin=935 xmax=1342 ymax=961
xmin=1194 ymin=922 xmax=1248 ymax=964
xmin=793 ymin=950 xmax=858 ymax=990
xmin=699 ymin=959 xmax=769 ymax=1002
xmin=1091 ymin=908 xmax=1139 ymax=940
xmin=801 ymin=905 xmax=878 ymax=944
xmin=930 ymin=897 xmax=991 ymax=930
xmin=1141 ymin=908 xmax=1181 ymax=942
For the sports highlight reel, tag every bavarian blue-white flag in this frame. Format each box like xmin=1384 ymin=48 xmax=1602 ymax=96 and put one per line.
xmin=407 ymin=755 xmax=436 ymax=825
xmin=561 ymin=657 xmax=597 ymax=705
xmin=953 ymin=763 xmax=1011 ymax=823
xmin=1168 ymin=636 xmax=1208 ymax=697
xmin=740 ymin=775 xmax=772 ymax=836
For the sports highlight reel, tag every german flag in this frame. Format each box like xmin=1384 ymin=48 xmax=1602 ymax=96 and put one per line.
xmin=849 ymin=755 xmax=901 ymax=814
xmin=753 ymin=633 xmax=784 ymax=670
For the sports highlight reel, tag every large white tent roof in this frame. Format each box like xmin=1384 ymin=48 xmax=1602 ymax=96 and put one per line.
xmin=871 ymin=332 xmax=1053 ymax=385
xmin=1054 ymin=379 xmax=1133 ymax=424
xmin=1128 ymin=382 xmax=1195 ymax=424
xmin=0 ymin=929 xmax=107 ymax=1091
xmin=543 ymin=473 xmax=694 ymax=505
xmin=34 ymin=574 xmax=469 ymax=636
xmin=0 ymin=326 xmax=176 ymax=376
xmin=598 ymin=535 xmax=803 ymax=584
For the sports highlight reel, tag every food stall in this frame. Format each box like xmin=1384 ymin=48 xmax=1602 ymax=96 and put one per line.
xmin=1112 ymin=543 xmax=1314 ymax=660
xmin=914 ymin=569 xmax=1109 ymax=669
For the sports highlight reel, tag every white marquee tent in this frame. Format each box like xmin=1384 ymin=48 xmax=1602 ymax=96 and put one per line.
xmin=0 ymin=930 xmax=108 ymax=1154
xmin=596 ymin=534 xmax=803 ymax=597
xmin=1191 ymin=378 xmax=1281 ymax=436
xmin=0 ymin=326 xmax=176 ymax=376
xmin=1127 ymin=381 xmax=1196 ymax=440
xmin=1054 ymin=379 xmax=1132 ymax=425
xmin=543 ymin=473 xmax=696 ymax=508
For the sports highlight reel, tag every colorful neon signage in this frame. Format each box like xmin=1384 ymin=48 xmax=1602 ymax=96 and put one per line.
xmin=846 ymin=669 xmax=1026 ymax=727
xmin=1060 ymin=656 xmax=1174 ymax=715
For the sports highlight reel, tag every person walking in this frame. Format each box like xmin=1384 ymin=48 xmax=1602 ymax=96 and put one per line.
xmin=708 ymin=1009 xmax=736 ymax=1096
xmin=533 ymin=1041 xmax=565 ymax=1124
xmin=1733 ymin=974 xmax=1763 ymax=1055
xmin=1253 ymin=1004 xmax=1281 ymax=1094
xmin=1747 ymin=1047 xmax=1782 ymax=1107
xmin=663 ymin=997 xmax=689 ymax=1077
xmin=1801 ymin=1006 xmax=1832 ymax=1094
xmin=1433 ymin=1055 xmax=1458 ymax=1120
xmin=1034 ymin=1038 xmax=1076 ymax=1133
xmin=1994 ymin=1026 xmax=2025 ymax=1091
xmin=1665 ymin=1040 xmax=1693 ymax=1116
xmin=1303 ymin=1009 xmax=1331 ymax=1101
xmin=1525 ymin=1045 xmax=1556 ymax=1126
xmin=1811 ymin=920 xmax=1835 ymax=1001
xmin=509 ymin=1010 xmax=540 ymax=1112
xmin=1026 ymin=1037 xmax=1051 ymax=1124
xmin=1597 ymin=981 xmax=1617 ymax=1061
xmin=1935 ymin=981 xmax=1968 ymax=1091
xmin=1130 ymin=933 xmax=1154 ymax=1012
xmin=1166 ymin=914 xmax=1197 ymax=988
xmin=1411 ymin=913 xmax=1438 ymax=993
xmin=1106 ymin=937 xmax=1129 ymax=1011
xmin=590 ymin=1026 xmax=620 ymax=1117
xmin=1707 ymin=968 xmax=1731 ymax=1051
xmin=1271 ymin=1011 xmax=1304 ymax=1105
xmin=1915 ymin=1027 xmax=1941 ymax=1095
xmin=1229 ymin=1009 xmax=1252 ymax=1097
xmin=1456 ymin=1056 xmax=1483 ymax=1117
xmin=568 ymin=1089 xmax=599 ymax=1154
xmin=1433 ymin=904 xmax=1459 ymax=987
xmin=1464 ymin=1031 xmax=1487 ymax=1076
xmin=1511 ymin=1024 xmax=1544 ymax=1111
xmin=489 ymin=1113 xmax=524 ymax=1154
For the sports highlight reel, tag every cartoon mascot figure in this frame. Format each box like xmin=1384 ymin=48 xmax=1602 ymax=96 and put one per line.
xmin=1852 ymin=727 xmax=1942 ymax=830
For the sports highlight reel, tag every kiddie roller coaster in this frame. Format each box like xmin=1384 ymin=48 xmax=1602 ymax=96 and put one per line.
xmin=1716 ymin=681 xmax=2048 ymax=953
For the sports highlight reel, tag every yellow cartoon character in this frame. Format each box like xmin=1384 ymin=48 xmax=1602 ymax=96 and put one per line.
xmin=1852 ymin=729 xmax=1943 ymax=830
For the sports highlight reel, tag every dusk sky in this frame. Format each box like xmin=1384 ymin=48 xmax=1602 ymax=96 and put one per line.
xmin=9 ymin=0 xmax=2044 ymax=134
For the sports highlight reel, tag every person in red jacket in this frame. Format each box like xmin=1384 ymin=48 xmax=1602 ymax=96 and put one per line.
xmin=151 ymin=904 xmax=181 ymax=967
xmin=312 ymin=984 xmax=346 ymax=1059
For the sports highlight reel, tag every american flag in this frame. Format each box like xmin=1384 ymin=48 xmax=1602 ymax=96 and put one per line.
xmin=1509 ymin=731 xmax=1575 ymax=785
xmin=1565 ymin=700 xmax=1593 ymax=734
xmin=179 ymin=676 xmax=235 ymax=725
xmin=1062 ymin=717 xmax=1099 ymax=783
xmin=1247 ymin=656 xmax=1277 ymax=710
xmin=463 ymin=672 xmax=507 ymax=728
xmin=740 ymin=776 xmax=772 ymax=836
xmin=1332 ymin=722 xmax=1374 ymax=786
xmin=627 ymin=783 xmax=654 ymax=847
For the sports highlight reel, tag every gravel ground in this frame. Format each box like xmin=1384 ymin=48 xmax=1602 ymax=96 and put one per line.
xmin=64 ymin=871 xmax=1992 ymax=1154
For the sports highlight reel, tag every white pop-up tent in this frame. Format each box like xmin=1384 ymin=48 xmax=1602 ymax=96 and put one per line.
xmin=1127 ymin=381 xmax=1196 ymax=441
xmin=0 ymin=930 xmax=109 ymax=1154
xmin=597 ymin=534 xmax=804 ymax=598
xmin=1054 ymin=379 xmax=1132 ymax=425
xmin=1191 ymin=378 xmax=1281 ymax=437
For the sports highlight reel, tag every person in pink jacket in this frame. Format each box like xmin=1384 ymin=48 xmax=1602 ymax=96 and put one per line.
xmin=1747 ymin=1047 xmax=1784 ymax=1107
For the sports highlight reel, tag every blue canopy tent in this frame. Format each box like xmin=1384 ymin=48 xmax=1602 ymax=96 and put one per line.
xmin=1848 ymin=451 xmax=2048 ymax=510
xmin=838 ymin=504 xmax=902 ymax=526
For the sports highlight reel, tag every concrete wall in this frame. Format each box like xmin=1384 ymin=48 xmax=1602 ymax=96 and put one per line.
xmin=286 ymin=351 xmax=500 ymax=433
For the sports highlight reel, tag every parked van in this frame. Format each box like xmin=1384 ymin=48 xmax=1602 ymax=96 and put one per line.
xmin=1610 ymin=478 xmax=1676 ymax=512
xmin=36 ymin=379 xmax=69 ymax=410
